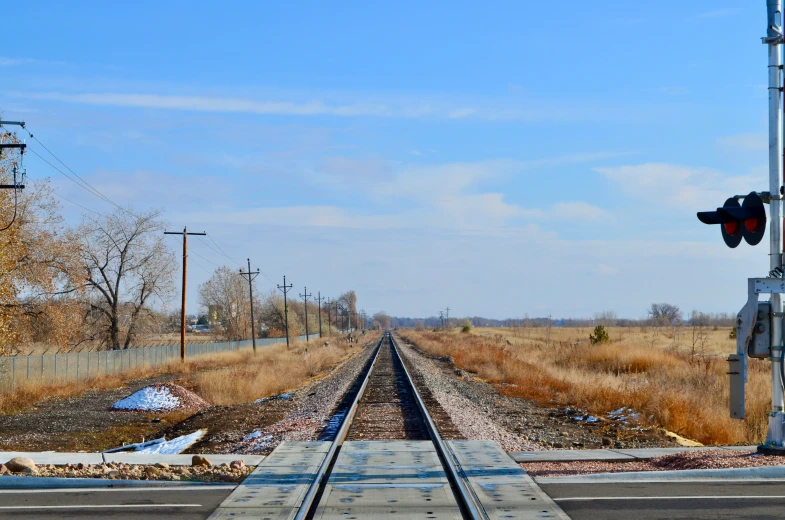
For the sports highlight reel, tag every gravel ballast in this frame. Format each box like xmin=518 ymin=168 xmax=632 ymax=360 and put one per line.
xmin=523 ymin=449 xmax=785 ymax=477
xmin=227 ymin=338 xmax=378 ymax=454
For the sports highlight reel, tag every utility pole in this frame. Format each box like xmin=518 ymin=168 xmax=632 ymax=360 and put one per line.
xmin=439 ymin=310 xmax=445 ymax=330
xmin=277 ymin=276 xmax=293 ymax=347
xmin=326 ymin=298 xmax=332 ymax=335
xmin=300 ymin=287 xmax=312 ymax=342
xmin=0 ymin=122 xmax=27 ymax=232
xmin=315 ymin=292 xmax=324 ymax=338
xmin=445 ymin=307 xmax=451 ymax=329
xmin=163 ymin=227 xmax=207 ymax=361
xmin=0 ymin=121 xmax=26 ymax=191
xmin=239 ymin=259 xmax=260 ymax=354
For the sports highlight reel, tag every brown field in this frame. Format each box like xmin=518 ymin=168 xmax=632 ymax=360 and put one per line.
xmin=398 ymin=326 xmax=769 ymax=446
xmin=0 ymin=333 xmax=377 ymax=415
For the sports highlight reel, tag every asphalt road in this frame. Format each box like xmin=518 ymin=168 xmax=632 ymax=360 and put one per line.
xmin=540 ymin=481 xmax=785 ymax=520
xmin=0 ymin=485 xmax=234 ymax=519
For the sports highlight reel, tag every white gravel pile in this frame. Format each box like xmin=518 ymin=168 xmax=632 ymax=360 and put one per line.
xmin=396 ymin=341 xmax=543 ymax=452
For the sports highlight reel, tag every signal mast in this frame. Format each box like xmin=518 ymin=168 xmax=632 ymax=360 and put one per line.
xmin=698 ymin=1 xmax=785 ymax=453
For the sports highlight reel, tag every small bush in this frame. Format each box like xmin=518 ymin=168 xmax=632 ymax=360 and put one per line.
xmin=589 ymin=325 xmax=610 ymax=345
xmin=461 ymin=319 xmax=471 ymax=333
xmin=729 ymin=327 xmax=737 ymax=339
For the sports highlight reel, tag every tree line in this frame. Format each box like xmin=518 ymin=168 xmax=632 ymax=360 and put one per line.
xmin=387 ymin=303 xmax=737 ymax=330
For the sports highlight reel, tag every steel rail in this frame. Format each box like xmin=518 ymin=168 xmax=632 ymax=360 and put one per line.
xmin=390 ymin=332 xmax=486 ymax=520
xmin=292 ymin=335 xmax=385 ymax=520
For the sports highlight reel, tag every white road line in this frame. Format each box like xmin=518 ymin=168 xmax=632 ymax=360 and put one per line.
xmin=0 ymin=485 xmax=235 ymax=493
xmin=0 ymin=504 xmax=201 ymax=509
xmin=555 ymin=495 xmax=785 ymax=501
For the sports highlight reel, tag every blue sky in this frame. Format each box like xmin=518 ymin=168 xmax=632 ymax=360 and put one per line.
xmin=0 ymin=1 xmax=771 ymax=319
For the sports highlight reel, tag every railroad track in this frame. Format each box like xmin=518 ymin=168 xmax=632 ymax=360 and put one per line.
xmin=211 ymin=331 xmax=569 ymax=520
xmin=297 ymin=331 xmax=483 ymax=520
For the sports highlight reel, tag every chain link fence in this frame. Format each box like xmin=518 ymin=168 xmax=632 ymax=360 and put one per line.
xmin=0 ymin=335 xmax=310 ymax=393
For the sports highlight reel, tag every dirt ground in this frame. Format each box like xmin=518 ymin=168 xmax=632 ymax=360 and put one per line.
xmin=0 ymin=341 xmax=375 ymax=454
xmin=0 ymin=333 xmax=679 ymax=454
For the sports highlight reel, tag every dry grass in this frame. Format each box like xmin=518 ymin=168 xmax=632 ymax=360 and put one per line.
xmin=0 ymin=333 xmax=378 ymax=414
xmin=399 ymin=327 xmax=769 ymax=446
xmin=193 ymin=340 xmax=362 ymax=405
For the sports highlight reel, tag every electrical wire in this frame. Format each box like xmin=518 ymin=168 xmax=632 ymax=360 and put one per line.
xmin=0 ymin=180 xmax=19 ymax=232
xmin=52 ymin=191 xmax=102 ymax=215
xmin=187 ymin=245 xmax=223 ymax=268
xmin=21 ymin=127 xmax=129 ymax=214
xmin=200 ymin=234 xmax=276 ymax=284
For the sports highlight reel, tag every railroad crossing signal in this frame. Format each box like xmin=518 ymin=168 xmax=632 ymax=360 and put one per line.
xmin=696 ymin=192 xmax=767 ymax=248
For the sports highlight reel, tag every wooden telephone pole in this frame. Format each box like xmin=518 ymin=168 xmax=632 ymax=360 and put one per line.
xmin=315 ymin=292 xmax=324 ymax=338
xmin=164 ymin=227 xmax=206 ymax=361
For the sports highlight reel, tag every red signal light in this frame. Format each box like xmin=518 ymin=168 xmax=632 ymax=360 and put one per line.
xmin=697 ymin=192 xmax=767 ymax=248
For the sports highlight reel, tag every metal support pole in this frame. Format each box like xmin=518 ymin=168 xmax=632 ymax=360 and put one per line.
xmin=765 ymin=0 xmax=785 ymax=447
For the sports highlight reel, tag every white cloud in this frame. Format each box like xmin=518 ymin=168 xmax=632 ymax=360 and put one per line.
xmin=174 ymin=205 xmax=405 ymax=229
xmin=16 ymin=92 xmax=394 ymax=117
xmin=717 ymin=132 xmax=767 ymax=152
xmin=551 ymin=202 xmax=612 ymax=221
xmin=5 ymin=90 xmax=669 ymax=123
xmin=594 ymin=162 xmax=758 ymax=209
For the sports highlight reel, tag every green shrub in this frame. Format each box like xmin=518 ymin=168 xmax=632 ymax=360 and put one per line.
xmin=461 ymin=319 xmax=471 ymax=333
xmin=589 ymin=325 xmax=609 ymax=345
xmin=729 ymin=327 xmax=737 ymax=339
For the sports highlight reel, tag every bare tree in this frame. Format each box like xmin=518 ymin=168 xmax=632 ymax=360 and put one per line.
xmin=648 ymin=303 xmax=682 ymax=327
xmin=79 ymin=208 xmax=175 ymax=349
xmin=544 ymin=314 xmax=553 ymax=347
xmin=258 ymin=291 xmax=302 ymax=339
xmin=690 ymin=310 xmax=710 ymax=358
xmin=594 ymin=310 xmax=617 ymax=327
xmin=199 ymin=266 xmax=257 ymax=340
xmin=372 ymin=311 xmax=391 ymax=330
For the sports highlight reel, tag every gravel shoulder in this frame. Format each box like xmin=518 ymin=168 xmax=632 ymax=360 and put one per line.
xmin=523 ymin=449 xmax=785 ymax=477
xmin=394 ymin=333 xmax=680 ymax=452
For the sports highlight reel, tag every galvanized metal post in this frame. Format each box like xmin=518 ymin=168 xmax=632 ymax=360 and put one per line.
xmin=765 ymin=0 xmax=785 ymax=447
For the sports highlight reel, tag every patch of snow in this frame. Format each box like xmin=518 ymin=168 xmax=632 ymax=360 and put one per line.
xmin=243 ymin=430 xmax=263 ymax=441
xmin=585 ymin=416 xmax=598 ymax=423
xmin=256 ymin=393 xmax=293 ymax=403
xmin=136 ymin=430 xmax=205 ymax=454
xmin=573 ymin=416 xmax=584 ymax=421
xmin=103 ymin=430 xmax=205 ymax=455
xmin=609 ymin=407 xmax=626 ymax=416
xmin=111 ymin=386 xmax=180 ymax=411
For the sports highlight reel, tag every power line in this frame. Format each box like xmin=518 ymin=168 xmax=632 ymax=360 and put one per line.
xmin=206 ymin=234 xmax=242 ymax=265
xmin=51 ymin=191 xmax=102 ymax=215
xmin=26 ymin=148 xmax=125 ymax=212
xmin=22 ymin=127 xmax=128 ymax=213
